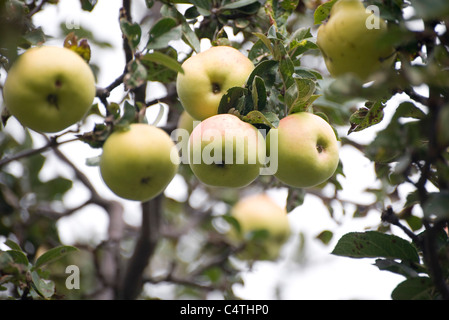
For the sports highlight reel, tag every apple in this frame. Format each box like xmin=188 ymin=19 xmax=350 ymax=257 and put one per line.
xmin=177 ymin=110 xmax=199 ymax=135
xmin=316 ymin=0 xmax=396 ymax=81
xmin=176 ymin=46 xmax=254 ymax=121
xmin=3 ymin=46 xmax=96 ymax=133
xmin=100 ymin=123 xmax=179 ymax=202
xmin=229 ymin=193 xmax=290 ymax=261
xmin=188 ymin=113 xmax=265 ymax=188
xmin=172 ymin=110 xmax=200 ymax=165
xmin=267 ymin=112 xmax=339 ymax=188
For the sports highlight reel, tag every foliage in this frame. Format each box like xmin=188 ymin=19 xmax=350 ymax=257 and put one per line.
xmin=0 ymin=0 xmax=448 ymax=300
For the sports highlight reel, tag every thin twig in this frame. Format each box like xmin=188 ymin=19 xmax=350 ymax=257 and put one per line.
xmin=0 ymin=136 xmax=79 ymax=168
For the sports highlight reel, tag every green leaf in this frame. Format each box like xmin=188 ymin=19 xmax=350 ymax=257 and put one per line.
xmin=247 ymin=60 xmax=278 ymax=87
xmin=147 ymin=17 xmax=182 ymax=50
xmin=33 ymin=246 xmax=78 ymax=270
xmin=124 ymin=59 xmax=148 ymax=89
xmin=251 ymin=76 xmax=267 ymax=111
xmin=141 ymin=51 xmax=183 ymax=74
xmin=4 ymin=239 xmax=22 ymax=251
xmin=393 ymin=102 xmax=426 ymax=120
xmin=332 ymin=231 xmax=420 ymax=263
xmin=120 ymin=19 xmax=142 ymax=50
xmin=316 ymin=230 xmax=333 ymax=245
xmin=7 ymin=250 xmax=29 ymax=266
xmin=35 ymin=177 xmax=73 ymax=201
xmin=31 ymin=270 xmax=55 ymax=299
xmin=391 ymin=277 xmax=435 ymax=300
xmin=422 ymin=191 xmax=449 ymax=222
xmin=409 ymin=0 xmax=449 ymax=19
xmin=285 ymin=78 xmax=316 ymax=114
xmin=221 ymin=0 xmax=260 ymax=10
xmin=253 ymin=32 xmax=273 ymax=56
xmin=313 ymin=0 xmax=337 ymax=25
xmin=79 ymin=0 xmax=97 ymax=11
xmin=189 ymin=0 xmax=211 ymax=11
xmin=242 ymin=110 xmax=276 ymax=129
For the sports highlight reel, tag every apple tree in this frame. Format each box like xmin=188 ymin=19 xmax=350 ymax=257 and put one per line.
xmin=0 ymin=0 xmax=448 ymax=300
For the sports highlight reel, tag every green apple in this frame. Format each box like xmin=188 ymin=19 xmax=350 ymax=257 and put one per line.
xmin=3 ymin=46 xmax=96 ymax=133
xmin=188 ymin=113 xmax=265 ymax=188
xmin=267 ymin=112 xmax=339 ymax=188
xmin=100 ymin=123 xmax=179 ymax=202
xmin=173 ymin=110 xmax=200 ymax=165
xmin=177 ymin=110 xmax=199 ymax=135
xmin=176 ymin=46 xmax=254 ymax=121
xmin=229 ymin=193 xmax=290 ymax=261
xmin=316 ymin=0 xmax=396 ymax=81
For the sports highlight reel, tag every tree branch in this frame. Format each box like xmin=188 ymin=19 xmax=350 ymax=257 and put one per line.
xmin=120 ymin=195 xmax=163 ymax=299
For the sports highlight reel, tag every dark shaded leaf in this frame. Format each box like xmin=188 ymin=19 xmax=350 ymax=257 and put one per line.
xmin=80 ymin=0 xmax=97 ymax=11
xmin=332 ymin=231 xmax=420 ymax=263
xmin=391 ymin=277 xmax=435 ymax=300
xmin=217 ymin=87 xmax=247 ymax=115
xmin=348 ymin=101 xmax=385 ymax=134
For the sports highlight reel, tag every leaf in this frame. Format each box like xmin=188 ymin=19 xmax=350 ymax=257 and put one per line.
xmin=251 ymin=76 xmax=267 ymax=111
xmin=141 ymin=51 xmax=184 ymax=74
xmin=374 ymin=258 xmax=420 ymax=278
xmin=147 ymin=17 xmax=182 ymax=50
xmin=4 ymin=239 xmax=22 ymax=251
xmin=64 ymin=32 xmax=91 ymax=62
xmin=118 ymin=101 xmax=138 ymax=126
xmin=120 ymin=18 xmax=142 ymax=50
xmin=332 ymin=231 xmax=420 ymax=263
xmin=253 ymin=32 xmax=273 ymax=55
xmin=348 ymin=101 xmax=385 ymax=134
xmin=242 ymin=110 xmax=276 ymax=129
xmin=79 ymin=0 xmax=97 ymax=11
xmin=31 ymin=271 xmax=55 ymax=299
xmin=221 ymin=0 xmax=260 ymax=10
xmin=247 ymin=60 xmax=278 ymax=87
xmin=409 ymin=0 xmax=449 ymax=19
xmin=391 ymin=277 xmax=435 ymax=300
xmin=124 ymin=59 xmax=148 ymax=89
xmin=422 ymin=191 xmax=449 ymax=222
xmin=217 ymin=87 xmax=247 ymax=115
xmin=313 ymin=0 xmax=337 ymax=25
xmin=316 ymin=230 xmax=333 ymax=245
xmin=393 ymin=102 xmax=426 ymax=120
xmin=285 ymin=78 xmax=316 ymax=114
xmin=35 ymin=177 xmax=73 ymax=201
xmin=6 ymin=250 xmax=29 ymax=266
xmin=286 ymin=188 xmax=306 ymax=212
xmin=33 ymin=246 xmax=78 ymax=270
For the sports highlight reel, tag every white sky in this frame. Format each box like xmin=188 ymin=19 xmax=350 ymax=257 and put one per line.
xmin=0 ymin=0 xmax=421 ymax=300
